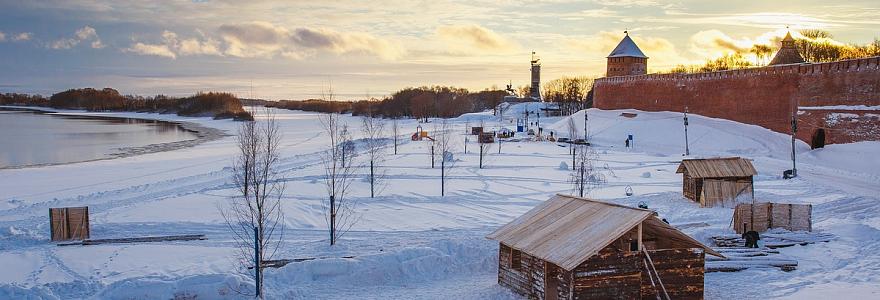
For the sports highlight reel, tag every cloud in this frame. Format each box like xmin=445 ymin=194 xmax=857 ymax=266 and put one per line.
xmin=125 ymin=42 xmax=177 ymax=59
xmin=0 ymin=31 xmax=34 ymax=43
xmin=218 ymin=21 xmax=403 ymax=59
xmin=13 ymin=32 xmax=32 ymax=41
xmin=593 ymin=0 xmax=659 ymax=7
xmin=687 ymin=29 xmax=850 ymax=62
xmin=51 ymin=26 xmax=104 ymax=49
xmin=578 ymin=8 xmax=620 ymax=18
xmin=124 ymin=30 xmax=221 ymax=59
xmin=645 ymin=13 xmax=846 ymax=30
xmin=435 ymin=24 xmax=519 ymax=54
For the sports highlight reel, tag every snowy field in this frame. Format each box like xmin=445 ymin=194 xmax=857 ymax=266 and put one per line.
xmin=1 ymin=104 xmax=879 ymax=299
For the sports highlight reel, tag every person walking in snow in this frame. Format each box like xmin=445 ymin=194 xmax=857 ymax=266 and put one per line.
xmin=744 ymin=231 xmax=760 ymax=248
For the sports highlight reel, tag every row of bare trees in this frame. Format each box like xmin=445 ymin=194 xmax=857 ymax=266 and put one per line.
xmin=220 ymin=103 xmax=602 ymax=297
xmin=220 ymin=108 xmax=284 ymax=298
xmin=542 ymin=76 xmax=595 ymax=116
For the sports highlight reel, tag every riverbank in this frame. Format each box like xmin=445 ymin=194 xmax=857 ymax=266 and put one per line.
xmin=0 ymin=106 xmax=230 ymax=169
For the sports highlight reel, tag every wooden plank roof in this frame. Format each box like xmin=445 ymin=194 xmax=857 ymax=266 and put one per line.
xmin=486 ymin=194 xmax=721 ymax=271
xmin=675 ymin=157 xmax=756 ymax=178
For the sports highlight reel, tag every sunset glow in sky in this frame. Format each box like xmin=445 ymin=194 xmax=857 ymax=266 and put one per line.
xmin=1 ymin=0 xmax=878 ymax=99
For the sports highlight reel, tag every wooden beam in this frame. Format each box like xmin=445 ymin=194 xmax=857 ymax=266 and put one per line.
xmin=57 ymin=234 xmax=207 ymax=246
xmin=637 ymin=222 xmax=643 ymax=251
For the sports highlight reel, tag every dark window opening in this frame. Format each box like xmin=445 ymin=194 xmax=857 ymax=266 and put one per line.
xmin=629 ymin=240 xmax=639 ymax=251
xmin=811 ymin=128 xmax=826 ymax=149
xmin=511 ymin=249 xmax=522 ymax=271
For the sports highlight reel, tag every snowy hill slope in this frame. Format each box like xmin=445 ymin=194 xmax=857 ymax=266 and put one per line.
xmin=0 ymin=107 xmax=878 ymax=299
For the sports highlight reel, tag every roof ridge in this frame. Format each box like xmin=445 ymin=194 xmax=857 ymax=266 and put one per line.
xmin=554 ymin=193 xmax=656 ymax=213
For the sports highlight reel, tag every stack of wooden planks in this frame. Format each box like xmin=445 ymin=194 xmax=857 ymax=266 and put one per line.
xmin=706 ymin=247 xmax=797 ymax=272
xmin=712 ymin=231 xmax=833 ymax=248
xmin=707 ymin=231 xmax=834 ymax=272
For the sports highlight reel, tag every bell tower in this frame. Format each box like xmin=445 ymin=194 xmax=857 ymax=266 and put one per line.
xmin=606 ymin=31 xmax=648 ymax=77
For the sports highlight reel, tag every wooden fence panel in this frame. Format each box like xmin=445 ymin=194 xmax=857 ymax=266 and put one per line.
xmin=733 ymin=203 xmax=811 ymax=234
xmin=49 ymin=207 xmax=90 ymax=241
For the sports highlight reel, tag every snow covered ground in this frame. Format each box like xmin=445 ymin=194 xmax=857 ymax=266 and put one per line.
xmin=1 ymin=104 xmax=879 ymax=299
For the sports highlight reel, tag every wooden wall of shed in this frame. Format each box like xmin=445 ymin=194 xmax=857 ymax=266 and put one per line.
xmin=733 ymin=203 xmax=812 ymax=233
xmin=640 ymin=249 xmax=705 ymax=300
xmin=498 ymin=243 xmax=548 ymax=299
xmin=571 ymin=250 xmax=643 ymax=300
xmin=682 ymin=172 xmax=697 ymax=201
xmin=699 ymin=177 xmax=753 ymax=208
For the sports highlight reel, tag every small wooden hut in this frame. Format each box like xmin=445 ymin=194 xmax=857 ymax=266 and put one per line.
xmin=49 ymin=206 xmax=90 ymax=241
xmin=732 ymin=202 xmax=812 ymax=234
xmin=487 ymin=194 xmax=722 ymax=300
xmin=676 ymin=157 xmax=756 ymax=207
xmin=479 ymin=132 xmax=495 ymax=143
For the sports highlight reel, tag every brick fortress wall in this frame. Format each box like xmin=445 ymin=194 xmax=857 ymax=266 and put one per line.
xmin=593 ymin=57 xmax=880 ymax=146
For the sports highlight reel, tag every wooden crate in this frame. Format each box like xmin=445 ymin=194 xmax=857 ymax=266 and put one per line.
xmin=50 ymin=207 xmax=90 ymax=241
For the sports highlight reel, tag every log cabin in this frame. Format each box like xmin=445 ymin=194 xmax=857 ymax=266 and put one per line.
xmin=487 ymin=194 xmax=723 ymax=300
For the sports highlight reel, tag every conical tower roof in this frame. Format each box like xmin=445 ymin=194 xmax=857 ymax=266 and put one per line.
xmin=607 ymin=33 xmax=647 ymax=58
xmin=769 ymin=31 xmax=805 ymax=65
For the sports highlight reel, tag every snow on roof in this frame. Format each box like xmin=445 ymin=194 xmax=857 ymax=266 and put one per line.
xmin=607 ymin=34 xmax=648 ymax=58
xmin=676 ymin=157 xmax=757 ymax=178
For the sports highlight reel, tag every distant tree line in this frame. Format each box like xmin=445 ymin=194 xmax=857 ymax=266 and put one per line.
xmin=0 ymin=93 xmax=50 ymax=107
xmin=795 ymin=30 xmax=880 ymax=63
xmin=1 ymin=88 xmax=252 ymax=120
xmin=667 ymin=53 xmax=756 ymax=74
xmin=542 ymin=76 xmax=595 ymax=115
xmin=667 ymin=30 xmax=880 ymax=74
xmin=267 ymin=86 xmax=508 ymax=120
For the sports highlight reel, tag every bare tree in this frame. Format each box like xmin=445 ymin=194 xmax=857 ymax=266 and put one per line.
xmin=320 ymin=89 xmax=359 ymax=246
xmin=570 ymin=144 xmax=603 ymax=198
xmin=219 ymin=108 xmax=285 ymax=298
xmin=478 ymin=120 xmax=492 ymax=169
xmin=434 ymin=119 xmax=457 ymax=196
xmin=361 ymin=114 xmax=387 ymax=198
xmin=567 ymin=117 xmax=578 ymax=170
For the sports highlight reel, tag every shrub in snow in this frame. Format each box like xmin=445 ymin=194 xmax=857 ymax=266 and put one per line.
xmin=641 ymin=172 xmax=651 ymax=178
xmin=559 ymin=161 xmax=569 ymax=170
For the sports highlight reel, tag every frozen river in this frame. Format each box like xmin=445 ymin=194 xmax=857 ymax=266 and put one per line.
xmin=0 ymin=108 xmax=198 ymax=168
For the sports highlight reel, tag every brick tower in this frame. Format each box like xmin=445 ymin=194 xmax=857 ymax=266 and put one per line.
xmin=606 ymin=31 xmax=648 ymax=77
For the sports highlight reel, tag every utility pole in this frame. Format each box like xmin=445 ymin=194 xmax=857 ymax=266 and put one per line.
xmin=789 ymin=113 xmax=798 ymax=178
xmin=464 ymin=137 xmax=468 ymax=153
xmin=431 ymin=142 xmax=435 ymax=169
xmin=584 ymin=111 xmax=588 ymax=142
xmin=683 ymin=106 xmax=690 ymax=156
xmin=254 ymin=226 xmax=261 ymax=298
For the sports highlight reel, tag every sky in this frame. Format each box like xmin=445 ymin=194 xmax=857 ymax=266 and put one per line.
xmin=0 ymin=0 xmax=878 ymax=100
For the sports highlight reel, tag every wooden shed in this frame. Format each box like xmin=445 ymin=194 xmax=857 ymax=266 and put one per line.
xmin=732 ymin=202 xmax=812 ymax=234
xmin=49 ymin=206 xmax=90 ymax=241
xmin=676 ymin=157 xmax=756 ymax=208
xmin=487 ymin=194 xmax=723 ymax=300
xmin=471 ymin=126 xmax=484 ymax=135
